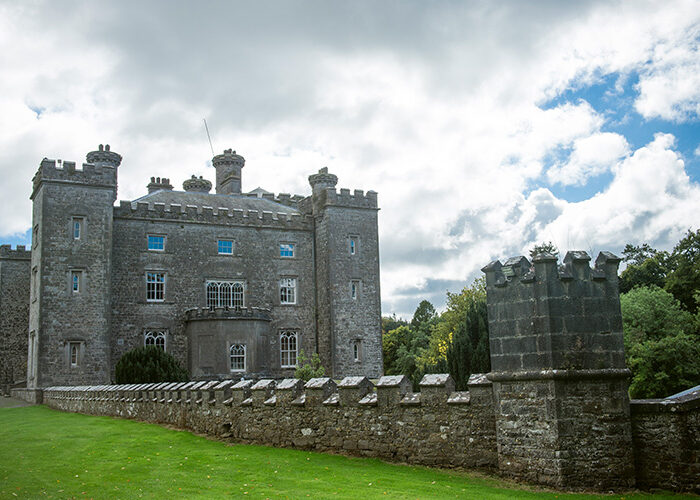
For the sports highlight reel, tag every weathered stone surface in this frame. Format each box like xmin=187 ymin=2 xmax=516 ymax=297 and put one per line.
xmin=40 ymin=376 xmax=498 ymax=471
xmin=484 ymin=251 xmax=635 ymax=489
xmin=0 ymin=245 xmax=30 ymax=392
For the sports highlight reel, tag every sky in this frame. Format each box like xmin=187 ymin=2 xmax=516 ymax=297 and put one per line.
xmin=1 ymin=0 xmax=699 ymax=318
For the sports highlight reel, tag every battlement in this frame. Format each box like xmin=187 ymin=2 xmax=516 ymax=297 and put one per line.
xmin=0 ymin=244 xmax=31 ymax=260
xmin=244 ymin=192 xmax=307 ymax=208
xmin=113 ymin=200 xmax=314 ymax=231
xmin=482 ymin=250 xmax=626 ymax=374
xmin=319 ymin=187 xmax=378 ymax=210
xmin=482 ymin=251 xmax=620 ymax=289
xmin=31 ymin=145 xmax=121 ymax=198
xmin=184 ymin=306 xmax=272 ymax=322
xmin=42 ymin=372 xmax=490 ymax=410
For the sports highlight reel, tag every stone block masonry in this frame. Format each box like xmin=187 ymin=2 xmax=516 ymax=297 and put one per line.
xmin=0 ymin=245 xmax=31 ymax=392
xmin=40 ymin=374 xmax=498 ymax=471
xmin=483 ymin=251 xmax=635 ymax=489
xmin=33 ymin=373 xmax=699 ymax=493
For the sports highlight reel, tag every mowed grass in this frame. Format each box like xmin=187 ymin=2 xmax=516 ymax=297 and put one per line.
xmin=0 ymin=406 xmax=691 ymax=500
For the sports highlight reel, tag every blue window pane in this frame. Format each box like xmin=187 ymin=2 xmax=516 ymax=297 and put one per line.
xmin=218 ymin=240 xmax=233 ymax=254
xmin=148 ymin=235 xmax=165 ymax=251
xmin=280 ymin=243 xmax=294 ymax=258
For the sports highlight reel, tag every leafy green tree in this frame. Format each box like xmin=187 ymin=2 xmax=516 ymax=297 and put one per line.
xmin=115 ymin=346 xmax=188 ymax=384
xmin=410 ymin=300 xmax=437 ymax=331
xmin=382 ymin=325 xmax=413 ymax=375
xmin=620 ymin=286 xmax=694 ymax=343
xmin=382 ymin=301 xmax=439 ymax=388
xmin=444 ymin=297 xmax=490 ymax=390
xmin=627 ymin=333 xmax=700 ymax=399
xmin=620 ymin=285 xmax=699 ymax=398
xmin=665 ymin=229 xmax=700 ymax=314
xmin=418 ymin=278 xmax=490 ymax=390
xmin=381 ymin=314 xmax=407 ymax=335
xmin=294 ymin=350 xmax=325 ymax=381
xmin=529 ymin=241 xmax=559 ymax=260
xmin=618 ymin=244 xmax=670 ymax=294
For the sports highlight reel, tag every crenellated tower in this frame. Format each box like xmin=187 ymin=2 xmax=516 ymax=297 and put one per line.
xmin=309 ymin=168 xmax=382 ymax=378
xmin=28 ymin=144 xmax=121 ymax=389
xmin=482 ymin=251 xmax=635 ymax=489
xmin=212 ymin=149 xmax=245 ymax=195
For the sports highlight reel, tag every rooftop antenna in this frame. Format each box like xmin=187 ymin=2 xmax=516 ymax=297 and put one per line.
xmin=203 ymin=118 xmax=215 ymax=157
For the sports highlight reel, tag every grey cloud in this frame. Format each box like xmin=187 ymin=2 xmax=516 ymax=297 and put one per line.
xmin=384 ymin=277 xmax=470 ymax=318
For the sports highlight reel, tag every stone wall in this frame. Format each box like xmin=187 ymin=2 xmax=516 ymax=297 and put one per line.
xmin=39 ymin=374 xmax=497 ymax=470
xmin=630 ymin=389 xmax=700 ymax=492
xmin=0 ymin=245 xmax=31 ymax=390
xmin=29 ymin=376 xmax=699 ymax=493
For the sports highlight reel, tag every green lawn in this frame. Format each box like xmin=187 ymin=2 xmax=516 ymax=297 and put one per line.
xmin=0 ymin=406 xmax=690 ymax=499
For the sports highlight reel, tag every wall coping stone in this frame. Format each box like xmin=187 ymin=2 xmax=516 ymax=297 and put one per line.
xmin=323 ymin=393 xmax=340 ymax=405
xmin=251 ymin=379 xmax=275 ymax=390
xmin=467 ymin=373 xmax=491 ymax=386
xmin=487 ymin=368 xmax=631 ymax=382
xmin=376 ymin=375 xmax=409 ymax=387
xmin=400 ymin=393 xmax=421 ymax=405
xmin=338 ymin=376 xmax=372 ymax=388
xmin=305 ymin=377 xmax=334 ymax=389
xmin=447 ymin=391 xmax=471 ymax=404
xmin=359 ymin=393 xmax=377 ymax=406
xmin=420 ymin=374 xmax=454 ymax=387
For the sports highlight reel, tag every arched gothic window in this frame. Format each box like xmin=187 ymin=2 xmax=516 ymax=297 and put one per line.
xmin=280 ymin=330 xmax=298 ymax=368
xmin=144 ymin=330 xmax=166 ymax=350
xmin=206 ymin=280 xmax=245 ymax=308
xmin=230 ymin=344 xmax=246 ymax=372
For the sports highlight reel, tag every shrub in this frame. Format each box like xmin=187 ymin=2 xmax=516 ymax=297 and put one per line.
xmin=294 ymin=350 xmax=325 ymax=381
xmin=115 ymin=346 xmax=189 ymax=384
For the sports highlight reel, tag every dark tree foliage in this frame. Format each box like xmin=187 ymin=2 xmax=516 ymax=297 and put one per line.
xmin=294 ymin=350 xmax=325 ymax=381
xmin=115 ymin=346 xmax=189 ymax=384
xmin=381 ymin=314 xmax=408 ymax=335
xmin=410 ymin=300 xmax=437 ymax=331
xmin=529 ymin=241 xmax=559 ymax=260
xmin=383 ymin=301 xmax=439 ymax=389
xmin=445 ymin=297 xmax=490 ymax=390
xmin=627 ymin=332 xmax=700 ymax=399
xmin=665 ymin=229 xmax=700 ymax=314
xmin=618 ymin=244 xmax=670 ymax=294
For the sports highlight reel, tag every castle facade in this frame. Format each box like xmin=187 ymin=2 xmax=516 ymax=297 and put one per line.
xmin=1 ymin=144 xmax=382 ymax=389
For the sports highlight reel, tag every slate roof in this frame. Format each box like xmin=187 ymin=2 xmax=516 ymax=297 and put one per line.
xmin=132 ymin=189 xmax=302 ymax=215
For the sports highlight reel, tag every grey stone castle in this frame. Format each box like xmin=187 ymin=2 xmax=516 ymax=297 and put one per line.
xmin=0 ymin=144 xmax=383 ymax=390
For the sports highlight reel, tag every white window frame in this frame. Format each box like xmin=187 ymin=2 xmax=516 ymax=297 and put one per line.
xmin=147 ymin=234 xmax=166 ymax=252
xmin=279 ymin=243 xmax=295 ymax=258
xmin=146 ymin=272 xmax=166 ymax=302
xmin=218 ymin=239 xmax=233 ymax=255
xmin=280 ymin=331 xmax=298 ymax=368
xmin=144 ymin=330 xmax=167 ymax=350
xmin=230 ymin=343 xmax=246 ymax=372
xmin=72 ymin=217 xmax=83 ymax=240
xmin=206 ymin=280 xmax=245 ymax=308
xmin=279 ymin=277 xmax=297 ymax=305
